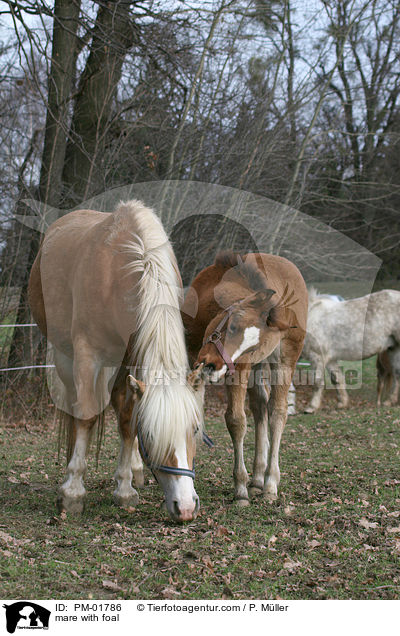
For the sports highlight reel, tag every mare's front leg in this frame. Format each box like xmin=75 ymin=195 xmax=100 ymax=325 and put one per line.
xmin=58 ymin=416 xmax=96 ymax=513
xmin=58 ymin=337 xmax=101 ymax=513
xmin=264 ymin=364 xmax=293 ymax=501
xmin=110 ymin=368 xmax=143 ymax=508
xmin=247 ymin=364 xmax=269 ymax=497
xmin=225 ymin=365 xmax=251 ymax=506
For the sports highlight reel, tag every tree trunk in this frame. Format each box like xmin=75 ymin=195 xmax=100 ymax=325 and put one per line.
xmin=7 ymin=0 xmax=81 ymax=371
xmin=62 ymin=1 xmax=135 ymax=205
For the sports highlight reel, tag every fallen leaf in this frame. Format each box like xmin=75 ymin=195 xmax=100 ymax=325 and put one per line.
xmin=202 ymin=555 xmax=214 ymax=571
xmin=161 ymin=586 xmax=180 ymax=598
xmin=102 ymin=580 xmax=121 ymax=591
xmin=359 ymin=517 xmax=378 ymax=530
xmin=283 ymin=558 xmax=302 ymax=571
xmin=307 ymin=540 xmax=321 ymax=549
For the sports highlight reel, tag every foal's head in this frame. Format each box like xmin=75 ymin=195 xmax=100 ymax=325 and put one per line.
xmin=197 ymin=289 xmax=292 ymax=382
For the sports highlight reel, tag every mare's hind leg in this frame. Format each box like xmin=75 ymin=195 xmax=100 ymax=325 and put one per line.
xmin=58 ymin=338 xmax=101 ymax=513
xmin=247 ymin=365 xmax=270 ymax=497
xmin=110 ymin=367 xmax=142 ymax=507
xmin=328 ymin=362 xmax=349 ymax=409
xmin=225 ymin=366 xmax=251 ymax=506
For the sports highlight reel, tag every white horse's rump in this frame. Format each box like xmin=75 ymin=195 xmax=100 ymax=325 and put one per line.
xmin=302 ymin=288 xmax=400 ymax=413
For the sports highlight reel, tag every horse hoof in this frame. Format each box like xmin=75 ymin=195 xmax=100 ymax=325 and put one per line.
xmin=249 ymin=485 xmax=263 ymax=498
xmin=233 ymin=498 xmax=250 ymax=507
xmin=57 ymin=494 xmax=85 ymax=514
xmin=133 ymin=469 xmax=145 ymax=488
xmin=263 ymin=491 xmax=278 ymax=503
xmin=113 ymin=491 xmax=139 ymax=508
xmin=337 ymin=402 xmax=348 ymax=409
xmin=304 ymin=407 xmax=315 ymax=414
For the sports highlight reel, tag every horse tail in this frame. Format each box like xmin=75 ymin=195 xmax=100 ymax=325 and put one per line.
xmin=57 ymin=408 xmax=75 ymax=464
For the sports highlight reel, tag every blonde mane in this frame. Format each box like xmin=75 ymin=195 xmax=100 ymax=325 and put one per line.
xmin=114 ymin=200 xmax=201 ymax=465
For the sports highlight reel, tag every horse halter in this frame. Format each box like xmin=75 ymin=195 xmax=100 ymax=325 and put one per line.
xmin=137 ymin=422 xmax=214 ymax=480
xmin=204 ymin=304 xmax=237 ymax=375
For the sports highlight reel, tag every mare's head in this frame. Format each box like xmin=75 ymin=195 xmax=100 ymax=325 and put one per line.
xmin=127 ymin=370 xmax=204 ymax=523
xmin=197 ymin=289 xmax=293 ymax=382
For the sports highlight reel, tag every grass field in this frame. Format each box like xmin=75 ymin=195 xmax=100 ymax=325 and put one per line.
xmin=0 ymin=358 xmax=399 ymax=600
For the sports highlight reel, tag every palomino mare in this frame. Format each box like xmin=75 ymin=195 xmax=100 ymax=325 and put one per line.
xmin=303 ymin=288 xmax=400 ymax=413
xmin=28 ymin=200 xmax=203 ymax=522
xmin=182 ymin=252 xmax=308 ymax=505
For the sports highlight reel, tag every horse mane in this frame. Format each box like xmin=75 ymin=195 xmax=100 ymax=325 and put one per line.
xmin=214 ymin=251 xmax=269 ymax=293
xmin=114 ymin=200 xmax=201 ymax=465
xmin=308 ymin=286 xmax=344 ymax=308
xmin=308 ymin=286 xmax=319 ymax=306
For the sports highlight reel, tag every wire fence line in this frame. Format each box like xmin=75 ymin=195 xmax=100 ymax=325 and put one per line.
xmin=0 ymin=364 xmax=55 ymax=372
xmin=0 ymin=324 xmax=37 ymax=327
xmin=0 ymin=323 xmax=44 ymax=374
xmin=0 ymin=323 xmax=311 ymax=373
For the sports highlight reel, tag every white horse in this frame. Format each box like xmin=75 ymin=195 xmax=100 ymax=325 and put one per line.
xmin=302 ymin=288 xmax=400 ymax=413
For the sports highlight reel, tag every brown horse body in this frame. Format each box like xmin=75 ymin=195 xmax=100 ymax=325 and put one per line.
xmin=182 ymin=252 xmax=308 ymax=504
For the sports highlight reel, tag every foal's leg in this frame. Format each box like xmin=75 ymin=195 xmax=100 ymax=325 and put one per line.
xmin=110 ymin=368 xmax=143 ymax=507
xmin=304 ymin=355 xmax=325 ymax=414
xmin=264 ymin=365 xmax=293 ymax=501
xmin=247 ymin=366 xmax=269 ymax=497
xmin=328 ymin=362 xmax=349 ymax=408
xmin=58 ymin=338 xmax=102 ymax=513
xmin=225 ymin=366 xmax=251 ymax=505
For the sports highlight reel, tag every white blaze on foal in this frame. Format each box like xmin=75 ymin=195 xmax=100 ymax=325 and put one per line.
xmin=209 ymin=326 xmax=260 ymax=382
xmin=232 ymin=326 xmax=260 ymax=361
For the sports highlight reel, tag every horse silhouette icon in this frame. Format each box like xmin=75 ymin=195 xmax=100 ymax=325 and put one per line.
xmin=3 ymin=602 xmax=50 ymax=633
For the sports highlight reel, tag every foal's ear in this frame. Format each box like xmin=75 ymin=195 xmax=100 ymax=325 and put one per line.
xmin=249 ymin=289 xmax=276 ymax=306
xmin=126 ymin=375 xmax=146 ymax=398
xmin=265 ymin=306 xmax=294 ymax=331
